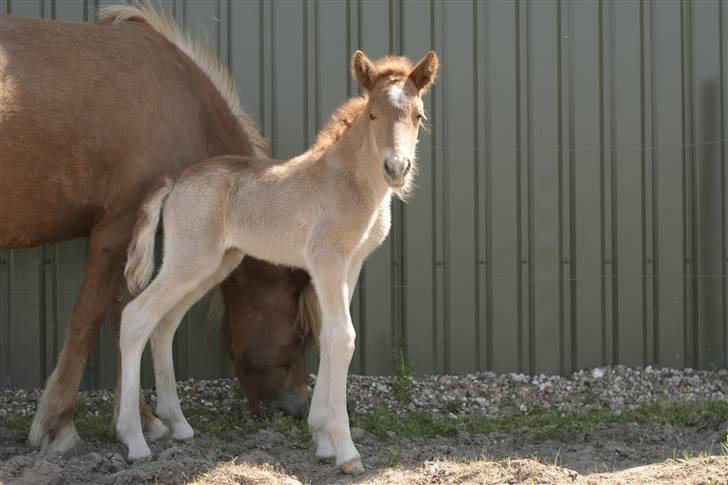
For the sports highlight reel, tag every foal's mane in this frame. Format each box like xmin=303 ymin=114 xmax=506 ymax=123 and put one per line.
xmin=99 ymin=1 xmax=269 ymax=158
xmin=310 ymin=56 xmax=414 ymax=152
xmin=310 ymin=97 xmax=367 ymax=152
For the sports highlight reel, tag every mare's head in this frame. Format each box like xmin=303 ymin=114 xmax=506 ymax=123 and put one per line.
xmin=222 ymin=258 xmax=319 ymax=418
xmin=352 ymin=50 xmax=439 ymax=196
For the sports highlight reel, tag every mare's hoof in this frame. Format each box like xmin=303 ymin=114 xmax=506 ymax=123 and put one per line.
xmin=339 ymin=456 xmax=365 ymax=475
xmin=30 ymin=421 xmax=82 ymax=456
xmin=43 ymin=430 xmax=82 ymax=456
xmin=144 ymin=417 xmax=170 ymax=442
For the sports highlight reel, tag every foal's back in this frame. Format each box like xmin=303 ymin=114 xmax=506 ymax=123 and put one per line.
xmin=0 ymin=16 xmax=246 ymax=247
xmin=164 ymin=155 xmax=318 ymax=269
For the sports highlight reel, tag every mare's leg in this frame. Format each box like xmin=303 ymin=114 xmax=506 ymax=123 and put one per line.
xmin=151 ymin=249 xmax=243 ymax=439
xmin=29 ymin=217 xmax=131 ymax=454
xmin=306 ymin=256 xmax=362 ymax=474
xmin=116 ymin=249 xmax=226 ymax=460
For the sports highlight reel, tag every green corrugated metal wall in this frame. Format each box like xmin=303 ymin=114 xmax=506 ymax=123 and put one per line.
xmin=1 ymin=0 xmax=726 ymax=390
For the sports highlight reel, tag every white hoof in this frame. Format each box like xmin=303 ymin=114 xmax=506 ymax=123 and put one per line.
xmin=144 ymin=417 xmax=169 ymax=442
xmin=339 ymin=455 xmax=365 ymax=475
xmin=44 ymin=425 xmax=82 ymax=456
xmin=126 ymin=442 xmax=152 ymax=462
xmin=315 ymin=437 xmax=336 ymax=460
xmin=29 ymin=402 xmax=81 ymax=455
xmin=171 ymin=421 xmax=194 ymax=440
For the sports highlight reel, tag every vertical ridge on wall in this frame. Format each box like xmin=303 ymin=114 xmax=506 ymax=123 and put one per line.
xmin=476 ymin=0 xmax=493 ymax=372
xmin=646 ymin=0 xmax=659 ymax=366
xmin=515 ymin=0 xmax=525 ymax=373
xmin=681 ymin=0 xmax=696 ymax=368
xmin=640 ymin=0 xmax=655 ymax=366
xmin=472 ymin=0 xmax=482 ymax=371
xmin=718 ymin=2 xmax=728 ymax=367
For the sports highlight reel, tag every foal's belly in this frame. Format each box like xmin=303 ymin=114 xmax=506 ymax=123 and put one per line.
xmin=233 ymin=224 xmax=309 ymax=270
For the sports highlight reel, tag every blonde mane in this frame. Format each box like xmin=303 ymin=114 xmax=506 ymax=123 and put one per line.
xmin=310 ymin=97 xmax=367 ymax=152
xmin=99 ymin=1 xmax=269 ymax=158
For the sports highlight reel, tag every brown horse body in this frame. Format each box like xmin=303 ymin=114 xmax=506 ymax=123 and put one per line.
xmin=0 ymin=10 xmax=311 ymax=453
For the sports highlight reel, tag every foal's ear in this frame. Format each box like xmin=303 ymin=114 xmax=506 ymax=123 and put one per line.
xmin=352 ymin=50 xmax=377 ymax=91
xmin=409 ymin=51 xmax=439 ymax=93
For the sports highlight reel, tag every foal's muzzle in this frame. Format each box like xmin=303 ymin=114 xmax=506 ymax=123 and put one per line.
xmin=384 ymin=156 xmax=412 ymax=187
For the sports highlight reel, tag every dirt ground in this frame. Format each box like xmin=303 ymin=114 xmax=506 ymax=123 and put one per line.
xmin=1 ymin=418 xmax=726 ymax=484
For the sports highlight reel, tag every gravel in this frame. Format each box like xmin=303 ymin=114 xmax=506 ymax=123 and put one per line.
xmin=1 ymin=366 xmax=726 ymax=421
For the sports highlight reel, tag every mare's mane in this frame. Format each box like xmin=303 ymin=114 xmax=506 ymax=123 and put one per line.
xmin=99 ymin=1 xmax=269 ymax=158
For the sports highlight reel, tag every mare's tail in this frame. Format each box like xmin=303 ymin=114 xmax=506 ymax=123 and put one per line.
xmin=296 ymin=282 xmax=321 ymax=346
xmin=124 ymin=178 xmax=174 ymax=295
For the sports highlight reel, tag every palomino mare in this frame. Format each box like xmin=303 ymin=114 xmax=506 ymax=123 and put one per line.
xmin=117 ymin=50 xmax=439 ymax=473
xmin=0 ymin=4 xmax=316 ymax=454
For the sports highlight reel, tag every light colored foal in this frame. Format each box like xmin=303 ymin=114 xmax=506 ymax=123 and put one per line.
xmin=116 ymin=50 xmax=439 ymax=474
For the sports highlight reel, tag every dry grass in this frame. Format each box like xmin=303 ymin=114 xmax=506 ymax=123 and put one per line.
xmin=186 ymin=455 xmax=728 ymax=485
xmin=190 ymin=458 xmax=300 ymax=485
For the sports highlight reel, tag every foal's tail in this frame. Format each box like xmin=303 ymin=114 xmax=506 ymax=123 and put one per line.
xmin=125 ymin=178 xmax=174 ymax=295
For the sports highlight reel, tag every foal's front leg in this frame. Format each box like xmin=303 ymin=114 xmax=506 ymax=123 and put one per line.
xmin=307 ymin=261 xmax=363 ymax=474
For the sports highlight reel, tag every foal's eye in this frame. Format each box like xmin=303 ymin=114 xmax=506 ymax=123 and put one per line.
xmin=369 ymin=112 xmax=377 ymax=121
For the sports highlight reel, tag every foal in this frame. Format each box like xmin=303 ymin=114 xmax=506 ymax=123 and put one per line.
xmin=117 ymin=50 xmax=438 ymax=473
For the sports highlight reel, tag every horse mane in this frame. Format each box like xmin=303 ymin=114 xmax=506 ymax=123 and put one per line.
xmin=310 ymin=97 xmax=367 ymax=152
xmin=99 ymin=1 xmax=269 ymax=158
xmin=310 ymin=56 xmax=414 ymax=152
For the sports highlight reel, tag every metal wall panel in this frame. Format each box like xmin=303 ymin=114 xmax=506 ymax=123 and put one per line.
xmin=1 ymin=0 xmax=726 ymax=390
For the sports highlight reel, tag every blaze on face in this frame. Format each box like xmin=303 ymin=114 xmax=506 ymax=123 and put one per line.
xmin=222 ymin=257 xmax=314 ymax=419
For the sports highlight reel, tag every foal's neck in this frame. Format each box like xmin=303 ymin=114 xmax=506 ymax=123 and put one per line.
xmin=314 ymin=109 xmax=391 ymax=205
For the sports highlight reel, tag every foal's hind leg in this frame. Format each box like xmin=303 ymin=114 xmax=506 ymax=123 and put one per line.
xmin=116 ymin=250 xmax=227 ymax=460
xmin=29 ymin=219 xmax=131 ymax=454
xmin=108 ymin=295 xmax=169 ymax=442
xmin=151 ymin=249 xmax=244 ymax=440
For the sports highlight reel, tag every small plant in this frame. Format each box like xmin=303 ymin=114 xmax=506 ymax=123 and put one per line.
xmin=551 ymin=447 xmax=562 ymax=467
xmin=385 ymin=444 xmax=402 ymax=466
xmin=445 ymin=400 xmax=461 ymax=414
xmin=721 ymin=433 xmax=728 ymax=456
xmin=392 ymin=338 xmax=415 ymax=403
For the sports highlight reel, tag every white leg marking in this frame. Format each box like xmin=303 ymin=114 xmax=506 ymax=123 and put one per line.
xmin=308 ymin=263 xmax=363 ymax=474
xmin=151 ymin=250 xmax=242 ymax=441
xmin=116 ymin=266 xmax=212 ymax=460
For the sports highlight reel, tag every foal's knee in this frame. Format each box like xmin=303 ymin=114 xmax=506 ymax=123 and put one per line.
xmin=325 ymin=326 xmax=356 ymax=358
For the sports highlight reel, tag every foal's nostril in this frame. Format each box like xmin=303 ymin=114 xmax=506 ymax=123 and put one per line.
xmin=384 ymin=159 xmax=395 ymax=178
xmin=403 ymin=159 xmax=412 ymax=177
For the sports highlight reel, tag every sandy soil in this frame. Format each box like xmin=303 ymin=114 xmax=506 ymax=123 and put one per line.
xmin=1 ymin=417 xmax=726 ymax=484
